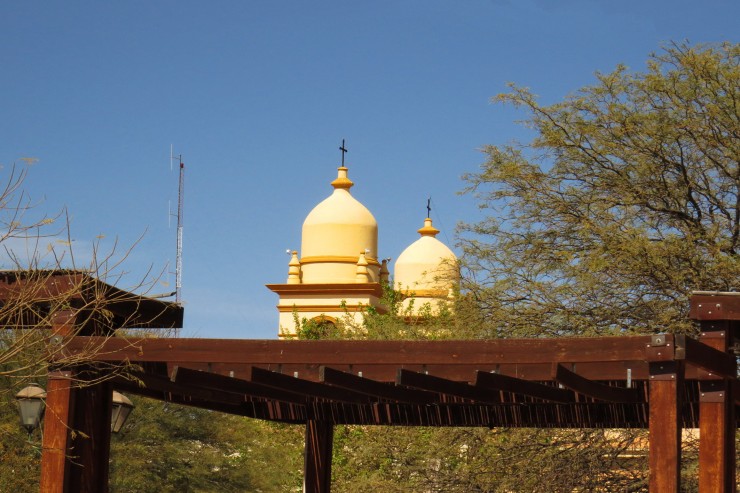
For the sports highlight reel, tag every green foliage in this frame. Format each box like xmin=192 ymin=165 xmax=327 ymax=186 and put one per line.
xmin=109 ymin=395 xmax=304 ymax=493
xmin=331 ymin=412 xmax=655 ymax=491
xmin=460 ymin=42 xmax=740 ymax=337
xmin=295 ymin=313 xmax=342 ymax=340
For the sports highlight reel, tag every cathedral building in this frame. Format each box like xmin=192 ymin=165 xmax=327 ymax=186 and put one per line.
xmin=266 ymin=161 xmax=457 ymax=338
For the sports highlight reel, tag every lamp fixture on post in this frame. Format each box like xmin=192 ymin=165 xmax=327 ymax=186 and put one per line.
xmin=15 ymin=384 xmax=134 ymax=436
xmin=111 ymin=391 xmax=134 ymax=433
xmin=15 ymin=384 xmax=47 ymax=438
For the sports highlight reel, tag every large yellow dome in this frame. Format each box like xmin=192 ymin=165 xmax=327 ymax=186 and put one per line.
xmin=394 ymin=218 xmax=457 ymax=296
xmin=300 ymin=167 xmax=379 ymax=283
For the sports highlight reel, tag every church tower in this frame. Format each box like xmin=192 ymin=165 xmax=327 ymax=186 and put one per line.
xmin=266 ymin=161 xmax=385 ymax=338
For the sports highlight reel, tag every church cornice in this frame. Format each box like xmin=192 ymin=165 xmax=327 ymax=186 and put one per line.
xmin=276 ymin=304 xmax=387 ymax=314
xmin=266 ymin=282 xmax=384 ymax=297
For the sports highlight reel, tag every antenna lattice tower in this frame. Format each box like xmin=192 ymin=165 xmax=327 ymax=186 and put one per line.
xmin=175 ymin=155 xmax=185 ymax=304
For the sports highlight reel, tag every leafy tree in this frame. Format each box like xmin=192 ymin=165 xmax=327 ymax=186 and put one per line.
xmin=109 ymin=396 xmax=304 ymax=493
xmin=460 ymin=42 xmax=740 ymax=337
xmin=448 ymin=40 xmax=740 ymax=492
xmin=324 ymin=42 xmax=740 ymax=492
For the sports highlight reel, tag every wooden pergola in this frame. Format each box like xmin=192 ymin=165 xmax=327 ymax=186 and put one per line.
xmin=6 ymin=273 xmax=737 ymax=492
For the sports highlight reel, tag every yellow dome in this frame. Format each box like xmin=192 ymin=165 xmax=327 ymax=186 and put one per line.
xmin=300 ymin=167 xmax=379 ymax=283
xmin=394 ymin=218 xmax=457 ymax=295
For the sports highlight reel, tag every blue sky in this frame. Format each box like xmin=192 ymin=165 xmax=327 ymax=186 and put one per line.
xmin=1 ymin=1 xmax=737 ymax=338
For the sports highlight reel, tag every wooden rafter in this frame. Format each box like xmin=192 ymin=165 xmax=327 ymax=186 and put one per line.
xmin=552 ymin=364 xmax=642 ymax=403
xmin=677 ymin=334 xmax=737 ymax=379
xmin=171 ymin=366 xmax=308 ymax=404
xmin=397 ymin=369 xmax=501 ymax=404
xmin=475 ymin=370 xmax=575 ymax=403
xmin=250 ymin=367 xmax=376 ymax=404
xmin=320 ymin=366 xmax=438 ymax=404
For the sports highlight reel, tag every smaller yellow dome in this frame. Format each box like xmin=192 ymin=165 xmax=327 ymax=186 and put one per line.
xmin=394 ymin=218 xmax=457 ymax=295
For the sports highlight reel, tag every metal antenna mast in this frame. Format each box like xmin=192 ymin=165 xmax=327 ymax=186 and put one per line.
xmin=176 ymin=157 xmax=185 ymax=304
xmin=170 ymin=147 xmax=185 ymax=304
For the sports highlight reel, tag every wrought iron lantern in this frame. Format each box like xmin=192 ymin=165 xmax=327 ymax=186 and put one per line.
xmin=15 ymin=384 xmax=47 ymax=436
xmin=111 ymin=391 xmax=134 ymax=433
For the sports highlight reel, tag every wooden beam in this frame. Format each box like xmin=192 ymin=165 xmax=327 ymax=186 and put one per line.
xmin=397 ymin=369 xmax=501 ymax=404
xmin=320 ymin=366 xmax=438 ymax=404
xmin=291 ymin=401 xmax=654 ymax=428
xmin=690 ymin=292 xmax=740 ymax=321
xmin=0 ymin=271 xmax=88 ymax=301
xmin=163 ymin=360 xmax=701 ymax=384
xmin=171 ymin=366 xmax=307 ymax=404
xmin=250 ymin=367 xmax=375 ymax=404
xmin=113 ymin=377 xmax=307 ymax=423
xmin=475 ymin=371 xmax=574 ymax=403
xmin=183 ymin=361 xmax=657 ymax=383
xmin=648 ymin=361 xmax=683 ymax=492
xmin=113 ymin=372 xmax=246 ymax=407
xmin=63 ymin=336 xmax=656 ymax=366
xmin=553 ymin=364 xmax=642 ymax=403
xmin=304 ymin=420 xmax=333 ymax=493
xmin=677 ymin=335 xmax=737 ymax=379
xmin=0 ymin=271 xmax=183 ymax=329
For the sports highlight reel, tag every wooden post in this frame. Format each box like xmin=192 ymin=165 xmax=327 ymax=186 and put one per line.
xmin=67 ymin=378 xmax=113 ymax=493
xmin=40 ymin=370 xmax=74 ymax=493
xmin=648 ymin=360 xmax=683 ymax=492
xmin=697 ymin=320 xmax=736 ymax=493
xmin=40 ymin=310 xmax=78 ymax=493
xmin=304 ymin=419 xmax=334 ymax=493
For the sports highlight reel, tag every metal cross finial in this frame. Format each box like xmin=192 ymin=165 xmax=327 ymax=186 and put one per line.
xmin=339 ymin=139 xmax=348 ymax=167
xmin=427 ymin=197 xmax=432 ymax=218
